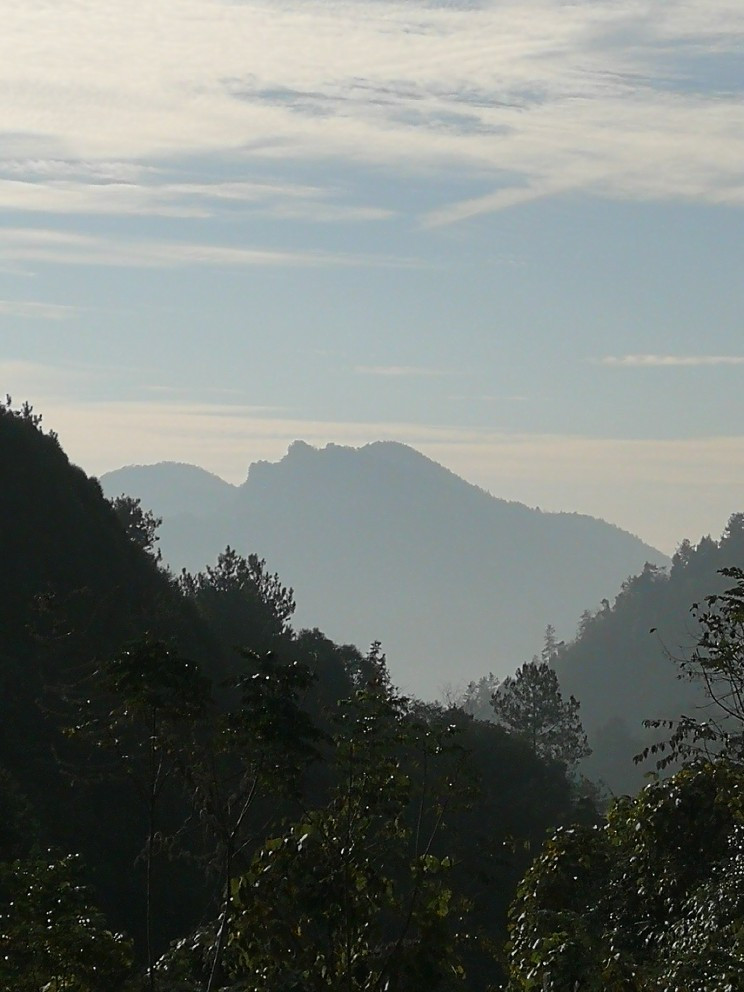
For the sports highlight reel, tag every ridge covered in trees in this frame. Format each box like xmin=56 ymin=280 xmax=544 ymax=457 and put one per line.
xmin=6 ymin=398 xmax=744 ymax=990
xmin=553 ymin=517 xmax=744 ymax=791
xmin=506 ymin=567 xmax=744 ymax=990
xmin=0 ymin=401 xmax=587 ymax=990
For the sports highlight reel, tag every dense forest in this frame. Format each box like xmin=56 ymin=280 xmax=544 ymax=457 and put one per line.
xmin=4 ymin=398 xmax=744 ymax=990
xmin=553 ymin=518 xmax=744 ymax=793
xmin=458 ymin=518 xmax=744 ymax=795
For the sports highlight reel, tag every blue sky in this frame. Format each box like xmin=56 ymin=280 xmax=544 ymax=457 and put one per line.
xmin=2 ymin=0 xmax=744 ymax=553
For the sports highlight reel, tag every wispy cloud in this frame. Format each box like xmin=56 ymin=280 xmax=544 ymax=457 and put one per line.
xmin=424 ymin=183 xmax=565 ymax=228
xmin=0 ymin=159 xmax=158 ymax=182
xmin=596 ymin=354 xmax=744 ymax=367
xmin=2 ymin=0 xmax=744 ymax=224
xmin=267 ymin=201 xmax=394 ymax=223
xmin=0 ymin=173 xmax=393 ymax=223
xmin=0 ymin=360 xmax=100 ymax=400
xmin=0 ymin=298 xmax=79 ymax=320
xmin=354 ymin=365 xmax=451 ymax=377
xmin=0 ymin=228 xmax=418 ymax=270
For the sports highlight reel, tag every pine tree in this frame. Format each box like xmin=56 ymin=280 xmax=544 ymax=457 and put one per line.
xmin=491 ymin=660 xmax=590 ymax=768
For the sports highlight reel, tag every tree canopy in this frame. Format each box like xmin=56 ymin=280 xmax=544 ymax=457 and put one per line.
xmin=507 ymin=760 xmax=744 ymax=992
xmin=0 ymin=402 xmax=598 ymax=991
xmin=508 ymin=569 xmax=744 ymax=991
xmin=491 ymin=660 xmax=590 ymax=769
xmin=110 ymin=494 xmax=163 ymax=562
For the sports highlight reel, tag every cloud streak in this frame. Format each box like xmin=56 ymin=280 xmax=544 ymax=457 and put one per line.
xmin=0 ymin=298 xmax=79 ymax=320
xmin=0 ymin=174 xmax=394 ymax=223
xmin=0 ymin=228 xmax=418 ymax=270
xmin=596 ymin=355 xmax=744 ymax=367
xmin=354 ymin=365 xmax=451 ymax=377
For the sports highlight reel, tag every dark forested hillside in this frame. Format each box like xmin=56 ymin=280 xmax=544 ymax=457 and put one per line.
xmin=0 ymin=403 xmax=350 ymax=951
xmin=0 ymin=401 xmax=225 ymax=944
xmin=17 ymin=401 xmax=743 ymax=989
xmin=102 ymin=440 xmax=669 ymax=697
xmin=1 ymin=402 xmax=597 ymax=991
xmin=552 ymin=516 xmax=744 ymax=793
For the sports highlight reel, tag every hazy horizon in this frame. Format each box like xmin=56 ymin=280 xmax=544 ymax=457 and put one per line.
xmin=100 ymin=437 xmax=671 ymax=697
xmin=101 ymin=437 xmax=685 ymax=555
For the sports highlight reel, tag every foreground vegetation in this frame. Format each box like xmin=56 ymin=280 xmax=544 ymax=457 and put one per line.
xmin=3 ymin=397 xmax=744 ymax=990
xmin=507 ymin=567 xmax=744 ymax=990
xmin=0 ymin=400 xmax=584 ymax=990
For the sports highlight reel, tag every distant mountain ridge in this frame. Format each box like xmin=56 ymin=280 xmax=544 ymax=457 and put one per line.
xmin=101 ymin=440 xmax=669 ymax=697
xmin=102 ymin=461 xmax=238 ymax=518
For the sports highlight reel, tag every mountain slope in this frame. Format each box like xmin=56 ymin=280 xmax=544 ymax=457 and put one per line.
xmin=0 ymin=402 xmax=225 ymax=946
xmin=553 ymin=520 xmax=744 ymax=793
xmin=102 ymin=461 xmax=237 ymax=519
xmin=102 ymin=440 xmax=669 ymax=697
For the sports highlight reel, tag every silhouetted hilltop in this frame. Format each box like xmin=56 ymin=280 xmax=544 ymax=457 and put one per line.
xmin=102 ymin=440 xmax=669 ymax=696
xmin=102 ymin=461 xmax=236 ymax=519
xmin=0 ymin=406 xmax=207 ymax=705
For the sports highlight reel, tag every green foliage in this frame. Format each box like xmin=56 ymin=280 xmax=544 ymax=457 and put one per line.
xmin=122 ymin=645 xmax=581 ymax=992
xmin=0 ymin=401 xmax=218 ymax=949
xmin=180 ymin=548 xmax=295 ymax=656
xmin=208 ymin=645 xmax=483 ymax=991
xmin=0 ymin=766 xmax=38 ymax=860
xmin=68 ymin=638 xmax=212 ymax=988
xmin=69 ymin=637 xmax=211 ymax=790
xmin=641 ymin=566 xmax=744 ymax=769
xmin=105 ymin=638 xmax=210 ymax=720
xmin=0 ymin=395 xmax=45 ymax=431
xmin=491 ymin=661 xmax=590 ymax=769
xmin=0 ymin=409 xmax=598 ymax=990
xmin=540 ymin=625 xmax=561 ymax=666
xmin=507 ymin=760 xmax=744 ymax=991
xmin=553 ymin=521 xmax=744 ymax=793
xmin=173 ymin=649 xmax=323 ymax=992
xmin=513 ymin=565 xmax=744 ymax=987
xmin=0 ymin=854 xmax=132 ymax=991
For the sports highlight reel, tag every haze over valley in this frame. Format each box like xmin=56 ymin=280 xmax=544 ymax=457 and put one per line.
xmin=102 ymin=440 xmax=669 ymax=698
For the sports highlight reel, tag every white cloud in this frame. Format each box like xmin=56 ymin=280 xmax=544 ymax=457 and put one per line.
xmin=0 ymin=159 xmax=159 ymax=182
xmin=0 ymin=173 xmax=393 ymax=222
xmin=423 ymin=183 xmax=562 ymax=227
xmin=596 ymin=355 xmax=744 ymax=367
xmin=267 ymin=201 xmax=394 ymax=223
xmin=0 ymin=298 xmax=78 ymax=320
xmin=0 ymin=0 xmax=743 ymax=223
xmin=354 ymin=365 xmax=450 ymax=377
xmin=0 ymin=179 xmax=208 ymax=218
xmin=0 ymin=227 xmax=418 ymax=270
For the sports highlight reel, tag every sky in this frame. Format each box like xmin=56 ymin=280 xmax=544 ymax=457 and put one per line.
xmin=2 ymin=0 xmax=744 ymax=555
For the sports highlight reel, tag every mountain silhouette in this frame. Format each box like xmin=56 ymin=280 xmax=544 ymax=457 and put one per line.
xmin=101 ymin=440 xmax=669 ymax=697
